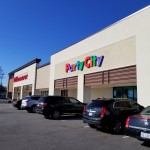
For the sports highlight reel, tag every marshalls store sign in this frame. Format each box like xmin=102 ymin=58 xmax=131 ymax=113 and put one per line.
xmin=65 ymin=55 xmax=104 ymax=73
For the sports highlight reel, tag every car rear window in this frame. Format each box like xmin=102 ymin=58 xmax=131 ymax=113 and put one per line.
xmin=114 ymin=101 xmax=130 ymax=108
xmin=31 ymin=96 xmax=40 ymax=100
xmin=87 ymin=100 xmax=112 ymax=108
xmin=140 ymin=106 xmax=150 ymax=115
xmin=38 ymin=97 xmax=46 ymax=103
xmin=22 ymin=97 xmax=29 ymax=100
xmin=39 ymin=96 xmax=64 ymax=104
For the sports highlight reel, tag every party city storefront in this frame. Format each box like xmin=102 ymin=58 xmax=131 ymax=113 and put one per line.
xmin=49 ymin=6 xmax=150 ymax=107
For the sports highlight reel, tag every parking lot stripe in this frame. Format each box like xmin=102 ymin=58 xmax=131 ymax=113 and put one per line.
xmin=84 ymin=125 xmax=89 ymax=128
xmin=122 ymin=136 xmax=129 ymax=138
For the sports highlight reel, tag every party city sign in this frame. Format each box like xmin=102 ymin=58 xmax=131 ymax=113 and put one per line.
xmin=65 ymin=55 xmax=104 ymax=73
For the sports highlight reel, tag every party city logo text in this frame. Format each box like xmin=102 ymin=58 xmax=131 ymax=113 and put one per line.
xmin=65 ymin=55 xmax=104 ymax=73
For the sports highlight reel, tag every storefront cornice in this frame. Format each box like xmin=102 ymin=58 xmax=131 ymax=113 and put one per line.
xmin=8 ymin=58 xmax=41 ymax=76
xmin=37 ymin=62 xmax=50 ymax=69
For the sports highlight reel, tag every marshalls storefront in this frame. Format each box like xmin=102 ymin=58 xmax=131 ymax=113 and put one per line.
xmin=49 ymin=6 xmax=150 ymax=107
xmin=8 ymin=59 xmax=50 ymax=100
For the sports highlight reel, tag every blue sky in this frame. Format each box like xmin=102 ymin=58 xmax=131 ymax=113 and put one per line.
xmin=0 ymin=0 xmax=150 ymax=86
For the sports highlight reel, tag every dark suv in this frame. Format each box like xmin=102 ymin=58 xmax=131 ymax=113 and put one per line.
xmin=36 ymin=96 xmax=85 ymax=119
xmin=83 ymin=98 xmax=144 ymax=133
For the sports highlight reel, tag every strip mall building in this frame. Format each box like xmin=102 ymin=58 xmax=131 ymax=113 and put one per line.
xmin=7 ymin=6 xmax=150 ymax=107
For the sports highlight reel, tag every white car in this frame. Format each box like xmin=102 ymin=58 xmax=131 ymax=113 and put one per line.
xmin=21 ymin=96 xmax=41 ymax=113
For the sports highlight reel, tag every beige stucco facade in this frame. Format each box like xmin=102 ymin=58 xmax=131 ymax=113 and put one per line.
xmin=13 ymin=63 xmax=37 ymax=99
xmin=54 ymin=37 xmax=136 ymax=79
xmin=35 ymin=63 xmax=50 ymax=96
xmin=49 ymin=6 xmax=150 ymax=107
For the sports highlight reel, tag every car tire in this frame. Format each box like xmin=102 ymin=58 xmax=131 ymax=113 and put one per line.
xmin=51 ymin=110 xmax=61 ymax=119
xmin=44 ymin=114 xmax=50 ymax=119
xmin=32 ymin=105 xmax=37 ymax=113
xmin=27 ymin=109 xmax=32 ymax=113
xmin=88 ymin=124 xmax=96 ymax=128
xmin=112 ymin=120 xmax=123 ymax=134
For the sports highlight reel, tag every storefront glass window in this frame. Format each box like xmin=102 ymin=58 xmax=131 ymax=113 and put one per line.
xmin=134 ymin=87 xmax=137 ymax=101
xmin=61 ymin=90 xmax=68 ymax=97
xmin=113 ymin=86 xmax=137 ymax=101
xmin=41 ymin=91 xmax=48 ymax=96
xmin=113 ymin=87 xmax=122 ymax=98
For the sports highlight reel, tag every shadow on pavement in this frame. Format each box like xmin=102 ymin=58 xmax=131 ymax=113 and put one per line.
xmin=45 ymin=115 xmax=83 ymax=121
xmin=0 ymin=100 xmax=12 ymax=104
xmin=60 ymin=115 xmax=83 ymax=120
xmin=96 ymin=127 xmax=126 ymax=135
xmin=141 ymin=141 xmax=150 ymax=148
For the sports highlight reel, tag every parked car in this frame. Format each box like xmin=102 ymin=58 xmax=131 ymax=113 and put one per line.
xmin=12 ymin=99 xmax=18 ymax=107
xmin=125 ymin=106 xmax=150 ymax=142
xmin=36 ymin=96 xmax=85 ymax=119
xmin=83 ymin=98 xmax=144 ymax=133
xmin=21 ymin=96 xmax=41 ymax=113
xmin=12 ymin=99 xmax=22 ymax=110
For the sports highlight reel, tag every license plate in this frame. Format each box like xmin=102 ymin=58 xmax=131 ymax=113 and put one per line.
xmin=89 ymin=112 xmax=93 ymax=116
xmin=141 ymin=132 xmax=150 ymax=139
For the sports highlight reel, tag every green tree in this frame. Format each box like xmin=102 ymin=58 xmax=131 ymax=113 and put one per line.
xmin=0 ymin=66 xmax=6 ymax=96
xmin=0 ymin=85 xmax=6 ymax=93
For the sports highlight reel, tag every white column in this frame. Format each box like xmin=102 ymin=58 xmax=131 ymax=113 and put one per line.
xmin=49 ymin=65 xmax=55 ymax=95
xmin=77 ymin=74 xmax=84 ymax=102
xmin=136 ymin=32 xmax=150 ymax=107
xmin=32 ymin=84 xmax=35 ymax=95
xmin=84 ymin=86 xmax=91 ymax=103
xmin=20 ymin=86 xmax=23 ymax=99
xmin=12 ymin=87 xmax=15 ymax=100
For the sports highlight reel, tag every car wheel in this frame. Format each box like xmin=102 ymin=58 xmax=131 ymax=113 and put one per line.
xmin=44 ymin=114 xmax=50 ymax=119
xmin=88 ymin=124 xmax=96 ymax=128
xmin=112 ymin=120 xmax=123 ymax=134
xmin=32 ymin=106 xmax=37 ymax=113
xmin=51 ymin=110 xmax=61 ymax=119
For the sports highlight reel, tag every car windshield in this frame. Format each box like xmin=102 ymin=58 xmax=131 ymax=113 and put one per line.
xmin=140 ymin=106 xmax=150 ymax=115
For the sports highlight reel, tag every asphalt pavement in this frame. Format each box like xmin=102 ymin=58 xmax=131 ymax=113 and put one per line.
xmin=0 ymin=99 xmax=150 ymax=150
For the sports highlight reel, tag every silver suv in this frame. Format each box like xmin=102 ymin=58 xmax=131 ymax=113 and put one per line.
xmin=21 ymin=96 xmax=41 ymax=113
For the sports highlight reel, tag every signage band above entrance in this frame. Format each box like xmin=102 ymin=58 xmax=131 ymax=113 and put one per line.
xmin=14 ymin=74 xmax=28 ymax=82
xmin=65 ymin=55 xmax=104 ymax=73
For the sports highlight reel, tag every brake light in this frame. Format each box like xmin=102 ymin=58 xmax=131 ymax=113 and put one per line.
xmin=83 ymin=105 xmax=86 ymax=114
xmin=125 ymin=117 xmax=130 ymax=128
xmin=40 ymin=103 xmax=47 ymax=108
xmin=101 ymin=107 xmax=106 ymax=118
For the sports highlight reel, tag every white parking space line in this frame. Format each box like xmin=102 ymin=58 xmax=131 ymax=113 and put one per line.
xmin=84 ymin=125 xmax=89 ymax=128
xmin=122 ymin=136 xmax=129 ymax=138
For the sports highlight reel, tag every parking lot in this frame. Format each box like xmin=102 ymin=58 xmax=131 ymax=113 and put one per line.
xmin=0 ymin=100 xmax=150 ymax=150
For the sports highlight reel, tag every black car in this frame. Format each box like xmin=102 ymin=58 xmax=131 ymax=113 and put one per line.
xmin=125 ymin=106 xmax=150 ymax=142
xmin=83 ymin=98 xmax=144 ymax=133
xmin=36 ymin=96 xmax=85 ymax=119
xmin=12 ymin=99 xmax=22 ymax=110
